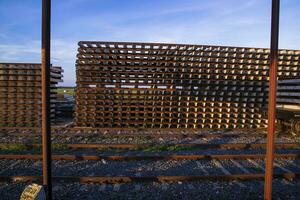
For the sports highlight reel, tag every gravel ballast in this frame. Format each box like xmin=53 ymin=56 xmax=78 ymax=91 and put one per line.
xmin=0 ymin=129 xmax=300 ymax=199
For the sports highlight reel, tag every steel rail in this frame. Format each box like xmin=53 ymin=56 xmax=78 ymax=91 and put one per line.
xmin=0 ymin=142 xmax=299 ymax=150
xmin=0 ymin=131 xmax=266 ymax=139
xmin=0 ymin=153 xmax=299 ymax=161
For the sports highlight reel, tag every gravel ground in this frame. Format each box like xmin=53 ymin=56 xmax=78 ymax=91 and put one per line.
xmin=0 ymin=129 xmax=300 ymax=199
xmin=0 ymin=129 xmax=299 ymax=144
xmin=0 ymin=155 xmax=300 ymax=200
xmin=0 ymin=179 xmax=299 ymax=200
xmin=2 ymin=147 xmax=300 ymax=156
xmin=0 ymin=156 xmax=299 ymax=177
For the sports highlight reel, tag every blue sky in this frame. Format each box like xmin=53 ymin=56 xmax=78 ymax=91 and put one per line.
xmin=0 ymin=0 xmax=299 ymax=86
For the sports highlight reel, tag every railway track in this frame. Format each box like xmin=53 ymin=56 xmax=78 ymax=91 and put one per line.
xmin=0 ymin=135 xmax=299 ymax=199
xmin=1 ymin=146 xmax=300 ymax=181
xmin=0 ymin=145 xmax=300 ymax=200
xmin=0 ymin=155 xmax=299 ymax=185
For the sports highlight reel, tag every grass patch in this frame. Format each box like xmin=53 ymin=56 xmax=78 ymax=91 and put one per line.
xmin=97 ymin=147 xmax=127 ymax=153
xmin=56 ymin=87 xmax=75 ymax=96
xmin=93 ymin=144 xmax=199 ymax=153
xmin=139 ymin=144 xmax=195 ymax=152
xmin=94 ymin=144 xmax=197 ymax=153
xmin=0 ymin=144 xmax=32 ymax=151
xmin=0 ymin=143 xmax=69 ymax=153
xmin=101 ymin=134 xmax=150 ymax=141
xmin=0 ymin=144 xmax=41 ymax=154
xmin=52 ymin=143 xmax=68 ymax=151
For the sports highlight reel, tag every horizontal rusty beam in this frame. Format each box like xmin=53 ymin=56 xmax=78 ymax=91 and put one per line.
xmin=1 ymin=142 xmax=298 ymax=150
xmin=50 ymin=142 xmax=300 ymax=149
xmin=0 ymin=153 xmax=299 ymax=161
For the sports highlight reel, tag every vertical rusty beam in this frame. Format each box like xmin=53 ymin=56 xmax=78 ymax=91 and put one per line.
xmin=41 ymin=0 xmax=52 ymax=199
xmin=264 ymin=0 xmax=280 ymax=200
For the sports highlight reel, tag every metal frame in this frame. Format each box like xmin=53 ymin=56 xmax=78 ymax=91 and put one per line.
xmin=264 ymin=0 xmax=280 ymax=199
xmin=38 ymin=0 xmax=280 ymax=199
xmin=41 ymin=0 xmax=52 ymax=199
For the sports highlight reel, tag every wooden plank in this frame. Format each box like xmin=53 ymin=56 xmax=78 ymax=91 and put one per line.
xmin=75 ymin=41 xmax=300 ymax=128
xmin=0 ymin=63 xmax=63 ymax=128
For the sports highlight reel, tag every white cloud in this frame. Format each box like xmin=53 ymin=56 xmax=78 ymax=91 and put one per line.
xmin=0 ymin=42 xmax=40 ymax=61
xmin=0 ymin=39 xmax=76 ymax=64
xmin=1 ymin=0 xmax=299 ymax=86
xmin=0 ymin=39 xmax=77 ymax=86
xmin=51 ymin=40 xmax=77 ymax=63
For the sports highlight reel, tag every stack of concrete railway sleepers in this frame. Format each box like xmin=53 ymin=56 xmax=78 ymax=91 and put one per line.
xmin=277 ymin=78 xmax=300 ymax=134
xmin=0 ymin=63 xmax=63 ymax=128
xmin=75 ymin=41 xmax=300 ymax=129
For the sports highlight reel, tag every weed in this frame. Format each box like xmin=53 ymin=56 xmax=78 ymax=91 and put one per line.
xmin=52 ymin=143 xmax=68 ymax=150
xmin=141 ymin=144 xmax=194 ymax=152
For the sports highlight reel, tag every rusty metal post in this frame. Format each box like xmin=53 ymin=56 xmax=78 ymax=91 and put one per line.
xmin=41 ymin=0 xmax=52 ymax=199
xmin=264 ymin=0 xmax=280 ymax=200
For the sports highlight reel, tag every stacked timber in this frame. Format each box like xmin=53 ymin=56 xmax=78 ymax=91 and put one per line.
xmin=0 ymin=63 xmax=63 ymax=128
xmin=277 ymin=78 xmax=300 ymax=106
xmin=276 ymin=79 xmax=300 ymax=134
xmin=75 ymin=41 xmax=300 ymax=128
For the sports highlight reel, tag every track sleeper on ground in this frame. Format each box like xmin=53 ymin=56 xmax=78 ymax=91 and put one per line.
xmin=134 ymin=184 xmax=141 ymax=191
xmin=247 ymin=159 xmax=265 ymax=171
xmin=135 ymin=172 xmax=142 ymax=177
xmin=113 ymin=183 xmax=121 ymax=192
xmin=0 ymin=160 xmax=21 ymax=174
xmin=285 ymin=160 xmax=300 ymax=171
xmin=282 ymin=179 xmax=293 ymax=186
xmin=187 ymin=184 xmax=195 ymax=190
xmin=100 ymin=184 xmax=106 ymax=191
xmin=230 ymin=159 xmax=250 ymax=174
xmin=213 ymin=159 xmax=246 ymax=188
xmin=212 ymin=159 xmax=231 ymax=175
xmin=274 ymin=161 xmax=292 ymax=173
xmin=196 ymin=161 xmax=209 ymax=175
xmin=161 ymin=183 xmax=168 ymax=191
